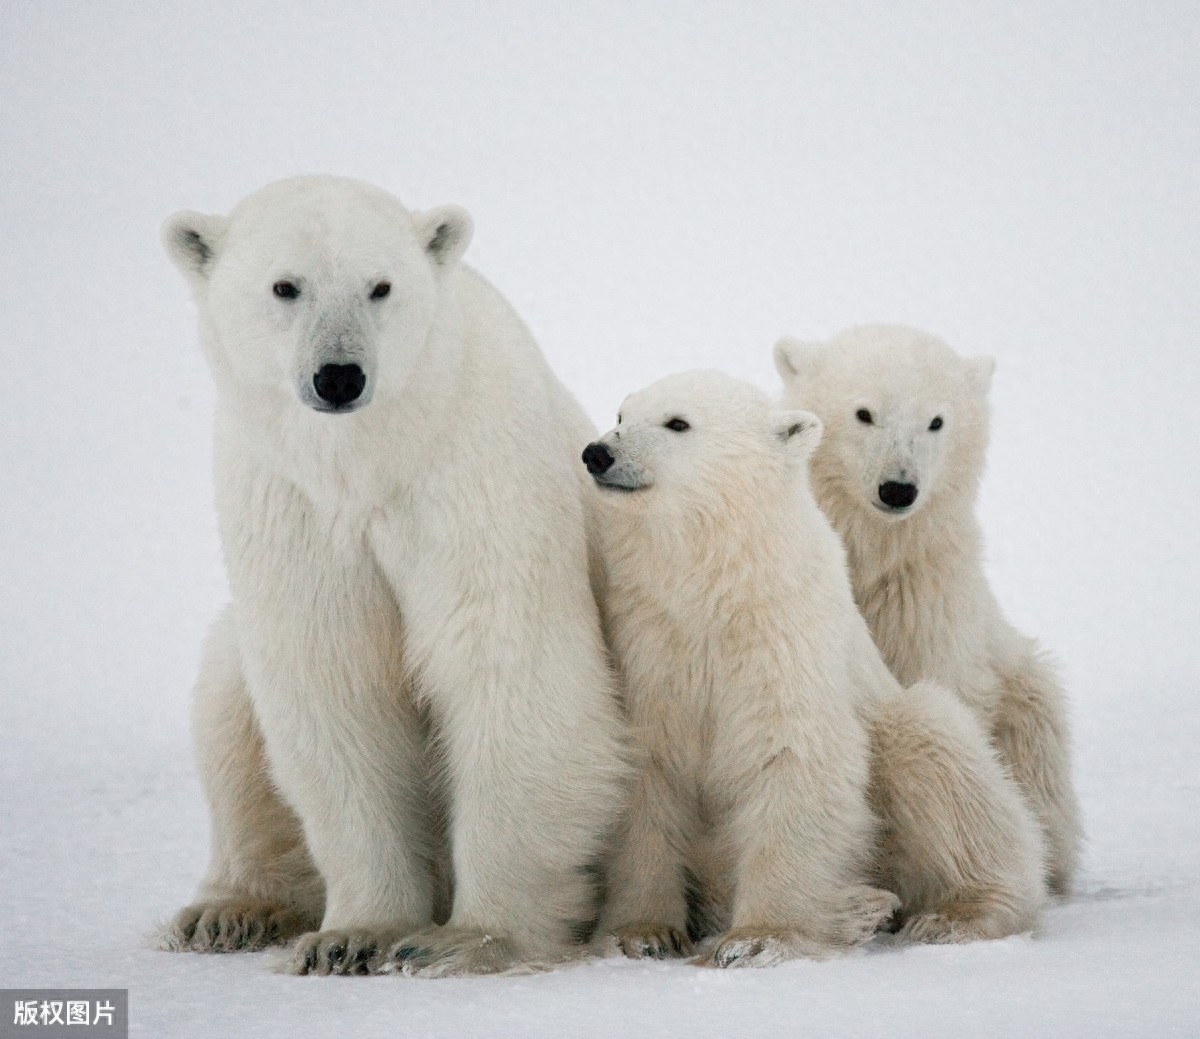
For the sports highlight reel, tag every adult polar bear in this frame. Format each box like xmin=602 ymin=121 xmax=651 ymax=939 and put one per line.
xmin=775 ymin=325 xmax=1081 ymax=896
xmin=159 ymin=176 xmax=627 ymax=977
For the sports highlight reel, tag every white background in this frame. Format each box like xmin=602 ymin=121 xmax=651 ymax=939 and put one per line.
xmin=1 ymin=2 xmax=1197 ymax=1036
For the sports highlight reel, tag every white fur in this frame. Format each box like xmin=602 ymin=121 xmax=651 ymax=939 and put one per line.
xmin=589 ymin=372 xmax=897 ymax=967
xmin=776 ymin=323 xmax=1082 ymax=896
xmin=158 ymin=175 xmax=628 ymax=977
xmin=587 ymin=372 xmax=1044 ymax=966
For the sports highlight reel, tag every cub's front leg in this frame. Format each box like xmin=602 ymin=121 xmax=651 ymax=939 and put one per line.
xmin=224 ymin=471 xmax=441 ymax=975
xmin=598 ymin=759 xmax=696 ymax=960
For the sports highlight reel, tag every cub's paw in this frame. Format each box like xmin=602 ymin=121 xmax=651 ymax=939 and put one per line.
xmin=898 ymin=888 xmax=1034 ymax=945
xmin=158 ymin=899 xmax=315 ymax=953
xmin=374 ymin=925 xmax=542 ymax=978
xmin=828 ymin=886 xmax=901 ymax=948
xmin=698 ymin=888 xmax=898 ymax=969
xmin=897 ymin=912 xmax=974 ymax=945
xmin=699 ymin=929 xmax=818 ymax=969
xmin=1047 ymin=855 xmax=1075 ymax=900
xmin=603 ymin=925 xmax=694 ymax=960
xmin=898 ymin=907 xmax=1030 ymax=945
xmin=285 ymin=930 xmax=402 ymax=975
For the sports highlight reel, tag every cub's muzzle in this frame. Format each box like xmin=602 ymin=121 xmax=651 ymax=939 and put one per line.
xmin=877 ymin=481 xmax=918 ymax=511
xmin=582 ymin=442 xmax=615 ymax=475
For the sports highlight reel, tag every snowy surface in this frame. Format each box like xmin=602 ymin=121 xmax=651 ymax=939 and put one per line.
xmin=2 ymin=2 xmax=1199 ymax=1036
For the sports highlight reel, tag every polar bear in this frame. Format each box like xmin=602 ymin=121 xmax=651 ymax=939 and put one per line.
xmin=775 ymin=324 xmax=1081 ymax=896
xmin=158 ymin=175 xmax=628 ymax=977
xmin=583 ymin=371 xmax=1044 ymax=965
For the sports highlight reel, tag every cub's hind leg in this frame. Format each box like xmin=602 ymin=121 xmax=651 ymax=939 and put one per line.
xmin=993 ymin=649 xmax=1082 ymax=897
xmin=870 ymin=682 xmax=1045 ymax=944
xmin=704 ymin=719 xmax=897 ymax=968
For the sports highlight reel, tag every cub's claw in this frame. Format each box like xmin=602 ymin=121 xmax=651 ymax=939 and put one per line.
xmin=604 ymin=925 xmax=694 ymax=960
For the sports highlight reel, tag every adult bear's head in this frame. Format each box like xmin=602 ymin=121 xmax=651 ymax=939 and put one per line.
xmin=163 ymin=175 xmax=473 ymax=414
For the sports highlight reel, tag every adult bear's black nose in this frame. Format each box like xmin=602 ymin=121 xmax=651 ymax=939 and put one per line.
xmin=582 ymin=442 xmax=615 ymax=475
xmin=878 ymin=481 xmax=918 ymax=509
xmin=313 ymin=363 xmax=366 ymax=407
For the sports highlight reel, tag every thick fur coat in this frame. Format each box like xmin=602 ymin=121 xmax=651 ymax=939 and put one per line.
xmin=585 ymin=372 xmax=1044 ymax=967
xmin=776 ymin=324 xmax=1081 ymax=895
xmin=159 ymin=176 xmax=628 ymax=977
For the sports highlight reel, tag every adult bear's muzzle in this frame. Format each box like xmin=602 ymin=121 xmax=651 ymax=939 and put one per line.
xmin=312 ymin=363 xmax=367 ymax=410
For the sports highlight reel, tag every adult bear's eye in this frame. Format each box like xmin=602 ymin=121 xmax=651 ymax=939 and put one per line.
xmin=929 ymin=416 xmax=944 ymax=431
xmin=370 ymin=281 xmax=391 ymax=300
xmin=273 ymin=281 xmax=299 ymax=299
xmin=665 ymin=417 xmax=690 ymax=432
xmin=856 ymin=408 xmax=873 ymax=424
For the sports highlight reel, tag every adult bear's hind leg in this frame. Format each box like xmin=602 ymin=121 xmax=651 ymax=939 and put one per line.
xmin=158 ymin=609 xmax=323 ymax=954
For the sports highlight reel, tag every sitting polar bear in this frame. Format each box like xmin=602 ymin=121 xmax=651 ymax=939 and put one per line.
xmin=775 ymin=325 xmax=1081 ymax=896
xmin=158 ymin=175 xmax=628 ymax=977
xmin=583 ymin=371 xmax=1045 ymax=966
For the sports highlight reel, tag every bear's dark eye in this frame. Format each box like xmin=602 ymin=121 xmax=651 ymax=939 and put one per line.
xmin=273 ymin=281 xmax=299 ymax=300
xmin=617 ymin=413 xmax=623 ymax=424
xmin=665 ymin=417 xmax=690 ymax=432
xmin=929 ymin=416 xmax=944 ymax=431
xmin=370 ymin=281 xmax=391 ymax=300
xmin=856 ymin=408 xmax=873 ymax=424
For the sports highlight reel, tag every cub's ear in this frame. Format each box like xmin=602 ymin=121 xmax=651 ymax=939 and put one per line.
xmin=966 ymin=355 xmax=996 ymax=394
xmin=773 ymin=409 xmax=823 ymax=457
xmin=773 ymin=336 xmax=822 ymax=384
xmin=162 ymin=210 xmax=228 ymax=281
xmin=416 ymin=204 xmax=474 ymax=268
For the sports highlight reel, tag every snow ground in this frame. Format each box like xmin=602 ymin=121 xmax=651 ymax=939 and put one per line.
xmin=2 ymin=2 xmax=1199 ymax=1036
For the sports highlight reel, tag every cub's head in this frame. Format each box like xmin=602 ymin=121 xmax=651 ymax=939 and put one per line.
xmin=774 ymin=324 xmax=993 ymax=521
xmin=163 ymin=175 xmax=472 ymax=414
xmin=582 ymin=370 xmax=821 ymax=514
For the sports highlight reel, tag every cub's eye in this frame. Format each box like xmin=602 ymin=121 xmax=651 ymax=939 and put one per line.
xmin=616 ymin=413 xmax=623 ymax=424
xmin=929 ymin=416 xmax=944 ymax=431
xmin=664 ymin=417 xmax=690 ymax=432
xmin=370 ymin=281 xmax=391 ymax=300
xmin=273 ymin=281 xmax=299 ymax=299
xmin=855 ymin=408 xmax=873 ymax=424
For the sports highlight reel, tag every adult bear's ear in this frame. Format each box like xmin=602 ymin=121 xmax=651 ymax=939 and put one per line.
xmin=162 ymin=211 xmax=228 ymax=282
xmin=773 ymin=409 xmax=823 ymax=458
xmin=966 ymin=355 xmax=996 ymax=395
xmin=416 ymin=205 xmax=474 ymax=268
xmin=773 ymin=336 xmax=822 ymax=385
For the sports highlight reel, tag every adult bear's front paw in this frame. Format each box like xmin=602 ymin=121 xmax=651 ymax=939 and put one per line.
xmin=159 ymin=899 xmax=316 ymax=953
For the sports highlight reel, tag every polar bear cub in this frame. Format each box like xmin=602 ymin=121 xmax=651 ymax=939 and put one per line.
xmin=775 ymin=324 xmax=1081 ymax=895
xmin=158 ymin=176 xmax=628 ymax=976
xmin=584 ymin=371 xmax=1044 ymax=965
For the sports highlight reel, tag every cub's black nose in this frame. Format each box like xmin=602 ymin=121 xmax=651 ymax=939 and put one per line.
xmin=878 ymin=481 xmax=918 ymax=509
xmin=582 ymin=442 xmax=615 ymax=475
xmin=313 ymin=363 xmax=366 ymax=407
